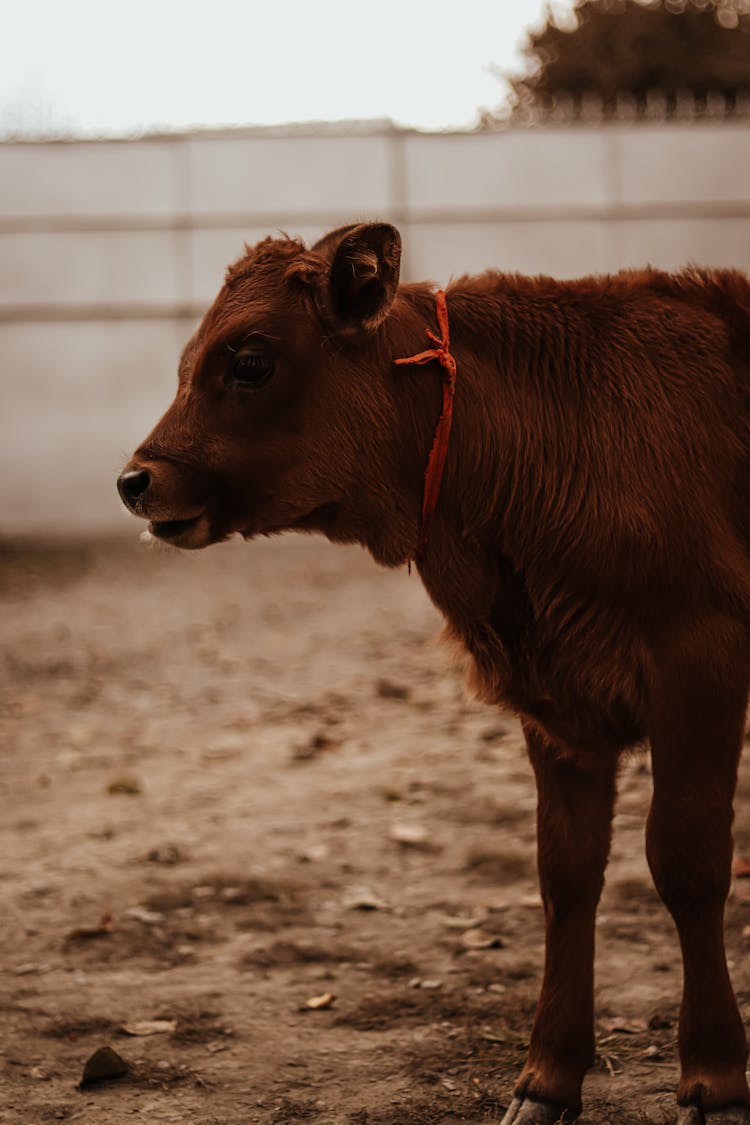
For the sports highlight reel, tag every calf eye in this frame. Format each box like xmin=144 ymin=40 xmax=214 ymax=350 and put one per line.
xmin=230 ymin=350 xmax=275 ymax=390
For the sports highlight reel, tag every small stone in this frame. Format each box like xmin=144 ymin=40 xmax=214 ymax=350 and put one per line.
xmin=344 ymin=888 xmax=388 ymax=911
xmin=388 ymin=822 xmax=432 ymax=849
xmin=146 ymin=844 xmax=186 ymax=865
xmin=298 ymin=844 xmax=330 ymax=863
xmin=376 ymin=678 xmax=411 ymax=700
xmin=479 ymin=725 xmax=509 ymax=743
xmin=78 ymin=1046 xmax=130 ymax=1088
xmin=107 ymin=775 xmax=142 ymax=796
xmin=460 ymin=928 xmax=504 ymax=951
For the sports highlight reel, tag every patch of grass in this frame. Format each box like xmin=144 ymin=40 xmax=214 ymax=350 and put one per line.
xmin=43 ymin=1016 xmax=118 ymax=1040
xmin=348 ymin=1085 xmax=507 ymax=1123
xmin=165 ymin=1007 xmax=234 ymax=1046
xmin=241 ymin=940 xmax=358 ymax=970
xmin=368 ymin=955 xmax=420 ymax=979
xmin=463 ymin=847 xmax=534 ymax=883
xmin=271 ymin=1097 xmax=322 ymax=1122
xmin=335 ymin=987 xmax=509 ymax=1032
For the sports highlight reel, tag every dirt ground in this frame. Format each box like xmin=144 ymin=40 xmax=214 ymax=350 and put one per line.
xmin=2 ymin=534 xmax=750 ymax=1125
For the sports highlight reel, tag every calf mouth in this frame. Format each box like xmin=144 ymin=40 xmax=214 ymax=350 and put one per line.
xmin=149 ymin=514 xmax=213 ymax=549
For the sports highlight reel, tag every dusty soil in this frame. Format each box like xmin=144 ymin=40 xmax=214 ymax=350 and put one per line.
xmin=2 ymin=535 xmax=750 ymax=1125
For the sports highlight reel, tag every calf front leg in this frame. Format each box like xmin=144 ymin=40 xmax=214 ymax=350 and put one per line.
xmin=501 ymin=724 xmax=618 ymax=1124
xmin=646 ymin=624 xmax=750 ymax=1122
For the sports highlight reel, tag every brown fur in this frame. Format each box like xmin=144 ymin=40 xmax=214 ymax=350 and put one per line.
xmin=119 ymin=224 xmax=750 ymax=1121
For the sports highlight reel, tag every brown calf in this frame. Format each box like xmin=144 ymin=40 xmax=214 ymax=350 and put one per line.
xmin=118 ymin=223 xmax=750 ymax=1124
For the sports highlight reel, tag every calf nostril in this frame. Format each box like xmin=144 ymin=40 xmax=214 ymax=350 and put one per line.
xmin=117 ymin=468 xmax=152 ymax=510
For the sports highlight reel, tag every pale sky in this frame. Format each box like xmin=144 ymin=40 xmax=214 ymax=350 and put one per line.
xmin=0 ymin=0 xmax=575 ymax=136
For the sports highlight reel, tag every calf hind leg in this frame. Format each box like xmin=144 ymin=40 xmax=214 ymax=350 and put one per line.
xmin=647 ymin=623 xmax=750 ymax=1122
xmin=501 ymin=725 xmax=619 ymax=1124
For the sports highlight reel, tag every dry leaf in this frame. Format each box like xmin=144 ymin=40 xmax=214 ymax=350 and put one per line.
xmin=13 ymin=962 xmax=50 ymax=976
xmin=123 ymin=905 xmax=165 ymax=926
xmin=460 ymin=928 xmax=504 ymax=950
xmin=64 ymin=911 xmax=114 ymax=943
xmin=440 ymin=913 xmax=488 ymax=930
xmin=119 ymin=1020 xmax=177 ymax=1037
xmin=733 ymin=855 xmax=750 ymax=879
xmin=305 ymin=992 xmax=336 ymax=1010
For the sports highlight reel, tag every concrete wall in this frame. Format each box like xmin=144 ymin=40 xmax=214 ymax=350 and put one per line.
xmin=1 ymin=121 xmax=749 ymax=534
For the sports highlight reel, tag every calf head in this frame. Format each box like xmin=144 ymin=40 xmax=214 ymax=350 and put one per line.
xmin=118 ymin=223 xmax=409 ymax=559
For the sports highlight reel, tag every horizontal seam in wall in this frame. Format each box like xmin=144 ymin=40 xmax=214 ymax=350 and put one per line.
xmin=0 ymin=304 xmax=201 ymax=324
xmin=1 ymin=202 xmax=750 ymax=234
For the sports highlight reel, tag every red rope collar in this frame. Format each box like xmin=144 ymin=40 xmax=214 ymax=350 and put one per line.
xmin=394 ymin=289 xmax=457 ymax=563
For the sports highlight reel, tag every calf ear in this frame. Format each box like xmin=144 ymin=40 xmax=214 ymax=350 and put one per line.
xmin=327 ymin=223 xmax=401 ymax=332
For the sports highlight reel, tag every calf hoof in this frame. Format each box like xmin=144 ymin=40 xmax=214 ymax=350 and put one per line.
xmin=676 ymin=1108 xmax=750 ymax=1124
xmin=501 ymin=1096 xmax=577 ymax=1123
